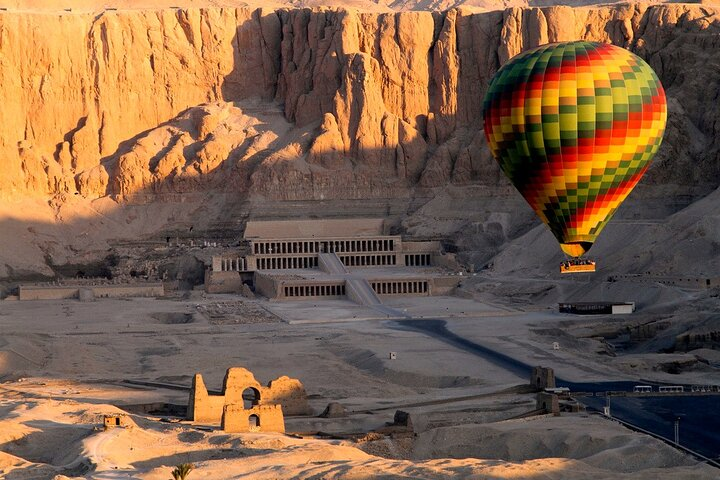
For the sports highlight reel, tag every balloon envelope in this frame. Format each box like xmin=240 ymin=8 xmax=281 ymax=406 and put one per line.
xmin=483 ymin=41 xmax=667 ymax=257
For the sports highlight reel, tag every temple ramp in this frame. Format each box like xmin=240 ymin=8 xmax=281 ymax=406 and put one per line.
xmin=318 ymin=253 xmax=349 ymax=275
xmin=346 ymin=278 xmax=381 ymax=306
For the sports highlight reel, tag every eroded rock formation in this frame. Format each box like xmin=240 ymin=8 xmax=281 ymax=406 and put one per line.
xmin=1 ymin=3 xmax=719 ymax=204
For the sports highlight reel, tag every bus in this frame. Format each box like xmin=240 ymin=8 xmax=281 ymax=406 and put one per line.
xmin=658 ymin=385 xmax=684 ymax=393
xmin=544 ymin=387 xmax=570 ymax=394
xmin=633 ymin=385 xmax=652 ymax=393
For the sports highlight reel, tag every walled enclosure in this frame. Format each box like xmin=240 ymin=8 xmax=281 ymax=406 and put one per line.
xmin=188 ymin=367 xmax=310 ymax=428
xmin=18 ymin=283 xmax=164 ymax=300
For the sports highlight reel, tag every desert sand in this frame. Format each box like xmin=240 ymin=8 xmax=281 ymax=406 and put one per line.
xmin=0 ymin=291 xmax=718 ymax=478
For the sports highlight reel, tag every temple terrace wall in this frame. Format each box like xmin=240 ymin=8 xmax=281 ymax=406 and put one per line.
xmin=254 ymin=272 xmax=461 ymax=301
xmin=244 ymin=219 xmax=384 ymax=239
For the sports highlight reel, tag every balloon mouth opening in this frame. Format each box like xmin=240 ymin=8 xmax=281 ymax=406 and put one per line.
xmin=560 ymin=242 xmax=593 ymax=257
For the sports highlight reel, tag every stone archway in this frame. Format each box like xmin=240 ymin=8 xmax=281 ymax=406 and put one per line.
xmin=249 ymin=414 xmax=260 ymax=430
xmin=243 ymin=387 xmax=260 ymax=409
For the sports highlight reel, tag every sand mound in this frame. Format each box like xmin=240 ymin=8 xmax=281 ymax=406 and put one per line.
xmin=335 ymin=346 xmax=482 ymax=389
xmin=411 ymin=416 xmax=698 ymax=473
xmin=0 ymin=388 xmax=716 ymax=479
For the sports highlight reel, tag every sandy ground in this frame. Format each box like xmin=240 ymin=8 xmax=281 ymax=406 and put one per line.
xmin=0 ymin=292 xmax=718 ymax=478
xmin=0 ymin=380 xmax=716 ymax=479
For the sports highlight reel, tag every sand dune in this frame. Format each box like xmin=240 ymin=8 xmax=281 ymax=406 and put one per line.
xmin=0 ymin=391 xmax=716 ymax=479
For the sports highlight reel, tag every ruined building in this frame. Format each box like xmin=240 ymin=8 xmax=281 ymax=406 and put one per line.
xmin=188 ymin=367 xmax=310 ymax=433
xmin=531 ymin=366 xmax=556 ymax=390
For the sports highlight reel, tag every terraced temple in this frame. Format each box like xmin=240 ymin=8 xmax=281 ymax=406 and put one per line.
xmin=205 ymin=219 xmax=460 ymax=303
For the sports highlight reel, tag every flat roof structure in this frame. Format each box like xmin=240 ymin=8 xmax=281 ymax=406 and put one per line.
xmin=559 ymin=302 xmax=635 ymax=315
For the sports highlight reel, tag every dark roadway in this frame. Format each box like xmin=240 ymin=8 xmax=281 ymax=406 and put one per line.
xmin=392 ymin=318 xmax=720 ymax=462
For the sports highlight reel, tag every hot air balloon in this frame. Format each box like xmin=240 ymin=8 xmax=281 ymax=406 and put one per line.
xmin=483 ymin=41 xmax=667 ymax=271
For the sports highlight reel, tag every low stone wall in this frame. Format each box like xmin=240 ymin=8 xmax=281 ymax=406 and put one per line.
xmin=89 ymin=284 xmax=164 ymax=298
xmin=609 ymin=275 xmax=720 ymax=289
xmin=18 ymin=283 xmax=164 ymax=300
xmin=18 ymin=286 xmax=79 ymax=300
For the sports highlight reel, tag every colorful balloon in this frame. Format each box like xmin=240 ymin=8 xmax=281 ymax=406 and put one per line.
xmin=483 ymin=41 xmax=667 ymax=257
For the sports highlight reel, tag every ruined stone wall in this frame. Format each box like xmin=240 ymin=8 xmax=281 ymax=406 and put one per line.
xmin=222 ymin=404 xmax=285 ymax=433
xmin=254 ymin=272 xmax=279 ymax=299
xmin=531 ymin=366 xmax=556 ymax=390
xmin=204 ymin=270 xmax=244 ymax=294
xmin=188 ymin=367 xmax=310 ymax=424
xmin=187 ymin=373 xmax=226 ymax=423
xmin=536 ymin=392 xmax=560 ymax=415
xmin=263 ymin=376 xmax=310 ymax=416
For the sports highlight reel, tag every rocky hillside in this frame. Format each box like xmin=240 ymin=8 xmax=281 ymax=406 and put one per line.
xmin=4 ymin=1 xmax=708 ymax=14
xmin=0 ymin=3 xmax=719 ymax=277
xmin=1 ymin=3 xmax=718 ymax=202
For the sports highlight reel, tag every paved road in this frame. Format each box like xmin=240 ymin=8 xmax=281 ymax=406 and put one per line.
xmin=393 ymin=318 xmax=720 ymax=461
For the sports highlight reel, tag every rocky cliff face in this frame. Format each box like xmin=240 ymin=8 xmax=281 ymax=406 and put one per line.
xmin=1 ymin=3 xmax=718 ymax=205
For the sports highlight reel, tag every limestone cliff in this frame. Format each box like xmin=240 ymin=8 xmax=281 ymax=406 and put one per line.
xmin=0 ymin=3 xmax=719 ymax=204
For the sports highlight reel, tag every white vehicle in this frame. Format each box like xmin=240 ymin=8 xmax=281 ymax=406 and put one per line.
xmin=633 ymin=385 xmax=652 ymax=393
xmin=658 ymin=385 xmax=684 ymax=393
xmin=544 ymin=387 xmax=570 ymax=394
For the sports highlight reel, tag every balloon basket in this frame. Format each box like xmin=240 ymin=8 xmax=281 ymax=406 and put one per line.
xmin=560 ymin=260 xmax=596 ymax=274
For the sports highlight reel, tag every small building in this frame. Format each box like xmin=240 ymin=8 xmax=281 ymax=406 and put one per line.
xmin=103 ymin=414 xmax=132 ymax=430
xmin=558 ymin=302 xmax=635 ymax=315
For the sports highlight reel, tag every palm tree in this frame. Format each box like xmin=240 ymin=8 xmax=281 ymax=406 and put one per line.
xmin=170 ymin=463 xmax=194 ymax=480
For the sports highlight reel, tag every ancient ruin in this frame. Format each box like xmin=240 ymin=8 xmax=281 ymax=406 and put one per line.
xmin=188 ymin=367 xmax=310 ymax=433
xmin=530 ymin=367 xmax=556 ymax=391
xmin=103 ymin=413 xmax=133 ymax=430
xmin=536 ymin=393 xmax=560 ymax=415
xmin=222 ymin=403 xmax=285 ymax=434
